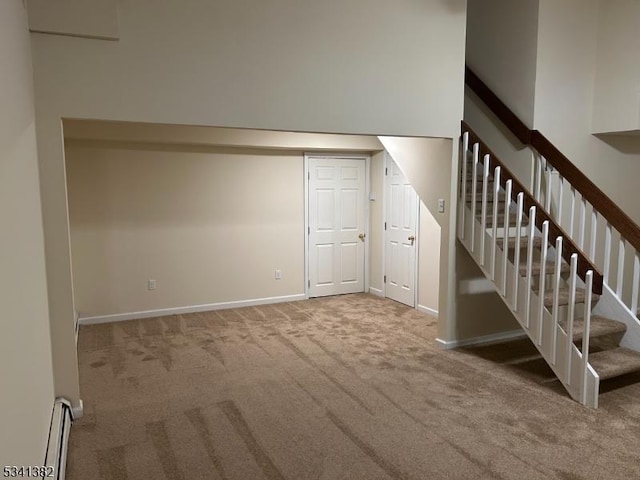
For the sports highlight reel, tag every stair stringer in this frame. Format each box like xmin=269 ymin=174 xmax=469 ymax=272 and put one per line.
xmin=593 ymin=284 xmax=640 ymax=351
xmin=459 ymin=205 xmax=600 ymax=407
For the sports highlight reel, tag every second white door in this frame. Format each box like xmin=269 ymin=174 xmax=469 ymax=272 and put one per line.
xmin=385 ymin=157 xmax=418 ymax=307
xmin=308 ymin=156 xmax=367 ymax=297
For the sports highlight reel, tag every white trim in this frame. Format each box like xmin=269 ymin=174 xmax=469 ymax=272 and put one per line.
xmin=435 ymin=328 xmax=526 ymax=350
xmin=381 ymin=151 xmax=388 ymax=297
xmin=78 ymin=294 xmax=306 ymax=325
xmin=365 ymin=156 xmax=371 ymax=293
xmin=369 ymin=287 xmax=384 ymax=297
xmin=304 ymin=153 xmax=371 ymax=298
xmin=304 ymin=156 xmax=310 ymax=297
xmin=414 ymin=194 xmax=421 ymax=309
xmin=417 ymin=304 xmax=438 ymax=317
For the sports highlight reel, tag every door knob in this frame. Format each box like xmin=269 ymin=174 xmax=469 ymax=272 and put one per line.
xmin=408 ymin=235 xmax=415 ymax=245
xmin=359 ymin=233 xmax=366 ymax=241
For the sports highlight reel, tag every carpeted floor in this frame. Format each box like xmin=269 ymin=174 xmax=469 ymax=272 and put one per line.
xmin=68 ymin=294 xmax=640 ymax=479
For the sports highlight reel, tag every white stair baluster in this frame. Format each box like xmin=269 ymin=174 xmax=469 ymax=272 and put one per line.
xmin=513 ymin=192 xmax=524 ymax=311
xmin=569 ymin=187 xmax=576 ymax=238
xmin=552 ymin=236 xmax=563 ymax=365
xmin=604 ymin=222 xmax=612 ymax=282
xmin=582 ymin=271 xmax=594 ymax=406
xmin=632 ymin=251 xmax=640 ymax=315
xmin=470 ymin=143 xmax=479 ymax=253
xmin=535 ymin=154 xmax=542 ymax=203
xmin=545 ymin=165 xmax=552 ymax=212
xmin=491 ymin=166 xmax=501 ymax=280
xmin=525 ymin=206 xmax=537 ymax=328
xmin=460 ymin=132 xmax=469 ymax=239
xmin=480 ymin=155 xmax=490 ymax=266
xmin=589 ymin=210 xmax=598 ymax=262
xmin=566 ymin=253 xmax=578 ymax=385
xmin=557 ymin=176 xmax=564 ymax=228
xmin=617 ymin=238 xmax=625 ymax=298
xmin=503 ymin=179 xmax=512 ymax=297
xmin=578 ymin=197 xmax=587 ymax=250
xmin=538 ymin=221 xmax=550 ymax=346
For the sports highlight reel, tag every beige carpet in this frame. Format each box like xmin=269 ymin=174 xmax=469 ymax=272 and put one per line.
xmin=68 ymin=294 xmax=640 ymax=479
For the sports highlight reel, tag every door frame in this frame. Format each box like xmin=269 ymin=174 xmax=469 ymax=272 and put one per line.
xmin=383 ymin=152 xmax=420 ymax=307
xmin=304 ymin=153 xmax=371 ymax=298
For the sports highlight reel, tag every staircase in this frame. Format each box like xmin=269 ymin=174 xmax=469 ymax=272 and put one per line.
xmin=459 ymin=69 xmax=640 ymax=408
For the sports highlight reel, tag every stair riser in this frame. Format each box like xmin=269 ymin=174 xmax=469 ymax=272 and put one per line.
xmin=585 ymin=335 xmax=624 ymax=352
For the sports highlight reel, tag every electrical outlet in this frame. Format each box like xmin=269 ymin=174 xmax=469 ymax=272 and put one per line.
xmin=148 ymin=279 xmax=157 ymax=290
xmin=438 ymin=198 xmax=445 ymax=213
xmin=275 ymin=269 xmax=282 ymax=280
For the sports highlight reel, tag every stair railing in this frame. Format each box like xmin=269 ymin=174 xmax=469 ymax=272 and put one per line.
xmin=459 ymin=124 xmax=600 ymax=406
xmin=466 ymin=66 xmax=640 ymax=319
xmin=530 ymin=136 xmax=640 ymax=319
xmin=461 ymin=124 xmax=603 ymax=293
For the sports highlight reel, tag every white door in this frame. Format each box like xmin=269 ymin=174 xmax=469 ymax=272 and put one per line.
xmin=385 ymin=157 xmax=418 ymax=307
xmin=307 ymin=156 xmax=367 ymax=297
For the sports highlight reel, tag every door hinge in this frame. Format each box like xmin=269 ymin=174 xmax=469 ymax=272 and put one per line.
xmin=385 ymin=167 xmax=388 ymax=176
xmin=384 ymin=221 xmax=387 ymax=231
xmin=308 ymin=280 xmax=311 ymax=288
xmin=308 ymin=226 xmax=310 ymax=235
xmin=384 ymin=275 xmax=387 ymax=284
xmin=308 ymin=171 xmax=310 ymax=180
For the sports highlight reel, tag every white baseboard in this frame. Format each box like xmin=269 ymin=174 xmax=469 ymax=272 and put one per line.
xmin=369 ymin=287 xmax=384 ymax=297
xmin=417 ymin=304 xmax=438 ymax=317
xmin=435 ymin=328 xmax=526 ymax=350
xmin=78 ymin=294 xmax=306 ymax=325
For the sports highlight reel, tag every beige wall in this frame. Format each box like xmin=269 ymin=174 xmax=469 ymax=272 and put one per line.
xmin=31 ymin=0 xmax=466 ymax=137
xmin=453 ymin=243 xmax=520 ymax=339
xmin=592 ymin=0 xmax=640 ymax=134
xmin=66 ymin=142 xmax=306 ymax=317
xmin=465 ymin=0 xmax=539 ymax=188
xmin=466 ymin=0 xmax=540 ymax=127
xmin=0 ymin=0 xmax=55 ymax=466
xmin=29 ymin=0 xmax=467 ymax=404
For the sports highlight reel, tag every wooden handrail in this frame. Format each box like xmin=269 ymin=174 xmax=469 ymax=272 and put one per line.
xmin=465 ymin=67 xmax=531 ymax=145
xmin=462 ymin=121 xmax=604 ymax=294
xmin=465 ymin=65 xmax=640 ymax=255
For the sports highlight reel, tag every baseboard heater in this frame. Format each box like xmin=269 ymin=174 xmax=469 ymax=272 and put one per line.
xmin=44 ymin=398 xmax=73 ymax=480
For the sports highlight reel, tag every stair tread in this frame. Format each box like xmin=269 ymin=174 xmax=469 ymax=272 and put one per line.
xmin=483 ymin=212 xmax=530 ymax=226
xmin=467 ymin=193 xmax=505 ymax=202
xmin=497 ymin=236 xmax=542 ymax=249
xmin=543 ymin=288 xmax=599 ymax=307
xmin=478 ymin=212 xmax=510 ymax=224
xmin=519 ymin=260 xmax=571 ymax=276
xmin=588 ymin=347 xmax=640 ymax=380
xmin=559 ymin=315 xmax=627 ymax=340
